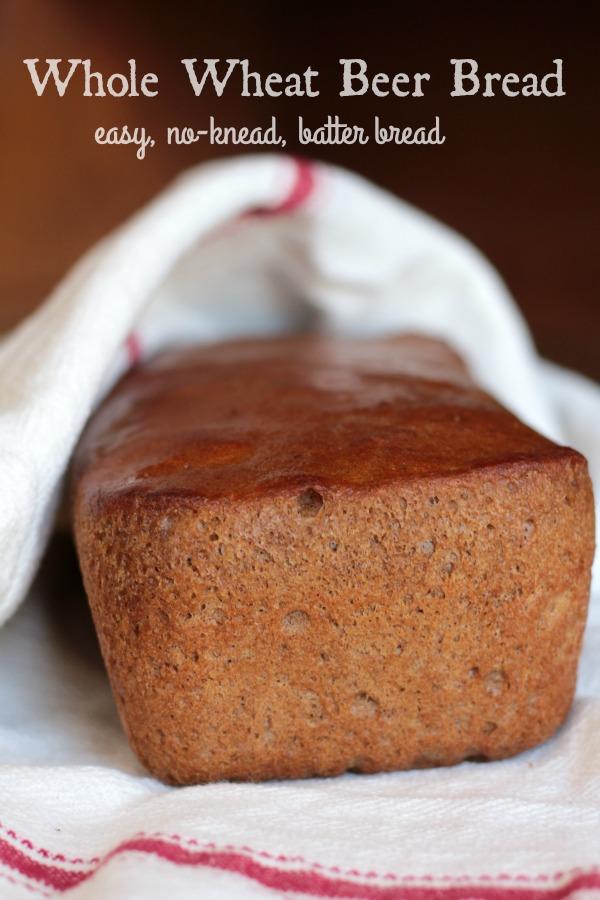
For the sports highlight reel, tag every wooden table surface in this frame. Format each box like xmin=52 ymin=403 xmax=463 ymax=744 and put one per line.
xmin=2 ymin=0 xmax=598 ymax=379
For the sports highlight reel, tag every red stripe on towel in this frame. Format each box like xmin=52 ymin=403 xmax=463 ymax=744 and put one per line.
xmin=246 ymin=156 xmax=317 ymax=217
xmin=0 ymin=830 xmax=598 ymax=898
xmin=125 ymin=331 xmax=142 ymax=365
xmin=0 ymin=837 xmax=85 ymax=891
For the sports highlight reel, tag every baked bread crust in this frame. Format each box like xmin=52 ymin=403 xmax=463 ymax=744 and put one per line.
xmin=72 ymin=335 xmax=595 ymax=784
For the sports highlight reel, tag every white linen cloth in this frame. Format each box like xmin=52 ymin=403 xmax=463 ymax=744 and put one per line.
xmin=0 ymin=154 xmax=598 ymax=898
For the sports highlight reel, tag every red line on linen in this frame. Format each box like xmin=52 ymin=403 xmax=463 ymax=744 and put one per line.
xmin=0 ymin=833 xmax=599 ymax=899
xmin=0 ymin=822 xmax=98 ymax=866
xmin=125 ymin=331 xmax=142 ymax=365
xmin=0 ymin=838 xmax=85 ymax=891
xmin=246 ymin=156 xmax=317 ymax=217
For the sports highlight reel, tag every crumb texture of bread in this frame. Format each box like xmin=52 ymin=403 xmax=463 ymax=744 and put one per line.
xmin=72 ymin=335 xmax=595 ymax=784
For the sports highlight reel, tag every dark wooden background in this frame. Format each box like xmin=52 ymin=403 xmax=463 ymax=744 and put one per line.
xmin=2 ymin=0 xmax=598 ymax=378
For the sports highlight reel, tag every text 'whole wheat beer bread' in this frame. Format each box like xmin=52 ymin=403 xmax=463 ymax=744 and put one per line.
xmin=72 ymin=334 xmax=595 ymax=784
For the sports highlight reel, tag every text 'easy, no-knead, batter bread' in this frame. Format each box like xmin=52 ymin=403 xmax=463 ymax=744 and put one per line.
xmin=72 ymin=335 xmax=595 ymax=784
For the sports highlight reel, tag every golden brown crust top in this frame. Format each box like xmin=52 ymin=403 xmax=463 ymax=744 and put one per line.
xmin=73 ymin=334 xmax=580 ymax=506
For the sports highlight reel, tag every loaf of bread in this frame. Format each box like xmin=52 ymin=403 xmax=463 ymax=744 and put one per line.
xmin=72 ymin=334 xmax=595 ymax=784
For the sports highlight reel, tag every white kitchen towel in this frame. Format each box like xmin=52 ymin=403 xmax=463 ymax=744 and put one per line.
xmin=0 ymin=153 xmax=598 ymax=898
